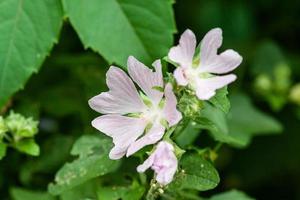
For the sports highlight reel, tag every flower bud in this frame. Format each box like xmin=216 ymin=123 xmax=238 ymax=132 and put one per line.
xmin=5 ymin=111 xmax=38 ymax=138
xmin=289 ymin=83 xmax=300 ymax=106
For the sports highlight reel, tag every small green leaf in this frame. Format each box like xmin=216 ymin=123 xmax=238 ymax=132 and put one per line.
xmin=209 ymin=190 xmax=255 ymax=200
xmin=10 ymin=188 xmax=55 ymax=200
xmin=0 ymin=142 xmax=7 ymax=160
xmin=14 ymin=139 xmax=40 ymax=156
xmin=169 ymin=154 xmax=220 ymax=191
xmin=209 ymin=87 xmax=230 ymax=114
xmin=48 ymin=135 xmax=120 ymax=195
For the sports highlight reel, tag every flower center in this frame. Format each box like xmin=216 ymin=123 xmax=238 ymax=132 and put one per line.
xmin=142 ymin=105 xmax=163 ymax=124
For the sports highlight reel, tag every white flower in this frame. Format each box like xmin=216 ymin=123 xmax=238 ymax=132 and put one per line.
xmin=89 ymin=56 xmax=182 ymax=160
xmin=137 ymin=141 xmax=178 ymax=185
xmin=168 ymin=28 xmax=243 ymax=100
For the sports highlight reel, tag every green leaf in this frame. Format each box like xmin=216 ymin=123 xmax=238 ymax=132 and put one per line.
xmin=0 ymin=142 xmax=7 ymax=160
xmin=48 ymin=135 xmax=120 ymax=195
xmin=97 ymin=181 xmax=145 ymax=200
xmin=10 ymin=188 xmax=55 ymax=200
xmin=228 ymin=94 xmax=283 ymax=138
xmin=169 ymin=154 xmax=220 ymax=191
xmin=60 ymin=179 xmax=98 ymax=200
xmin=251 ymin=41 xmax=285 ymax=75
xmin=0 ymin=0 xmax=63 ymax=107
xmin=200 ymin=93 xmax=282 ymax=147
xmin=209 ymin=87 xmax=230 ymax=114
xmin=209 ymin=190 xmax=255 ymax=200
xmin=62 ymin=0 xmax=176 ymax=66
xmin=175 ymin=121 xmax=201 ymax=148
xmin=14 ymin=138 xmax=40 ymax=156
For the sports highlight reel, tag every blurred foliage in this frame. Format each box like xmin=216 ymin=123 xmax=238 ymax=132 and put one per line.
xmin=0 ymin=0 xmax=300 ymax=199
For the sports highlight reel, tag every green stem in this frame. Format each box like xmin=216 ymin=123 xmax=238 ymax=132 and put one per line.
xmin=213 ymin=142 xmax=223 ymax=152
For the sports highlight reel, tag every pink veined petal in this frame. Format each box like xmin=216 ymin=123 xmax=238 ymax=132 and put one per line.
xmin=163 ymin=83 xmax=182 ymax=126
xmin=199 ymin=50 xmax=243 ymax=74
xmin=128 ymin=56 xmax=163 ymax=105
xmin=109 ymin=146 xmax=127 ymax=160
xmin=126 ymin=122 xmax=165 ymax=157
xmin=200 ymin=28 xmax=223 ymax=67
xmin=137 ymin=152 xmax=155 ymax=173
xmin=137 ymin=141 xmax=173 ymax=173
xmin=174 ymin=67 xmax=189 ymax=86
xmin=151 ymin=142 xmax=177 ymax=185
xmin=88 ymin=66 xmax=145 ymax=114
xmin=195 ymin=74 xmax=237 ymax=100
xmin=155 ymin=156 xmax=177 ymax=185
xmin=168 ymin=29 xmax=196 ymax=68
xmin=91 ymin=114 xmax=147 ymax=160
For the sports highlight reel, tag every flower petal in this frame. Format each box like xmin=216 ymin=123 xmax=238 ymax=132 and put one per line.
xmin=127 ymin=122 xmax=165 ymax=157
xmin=199 ymin=49 xmax=242 ymax=74
xmin=168 ymin=29 xmax=196 ymax=68
xmin=200 ymin=28 xmax=223 ymax=68
xmin=155 ymin=157 xmax=177 ymax=185
xmin=88 ymin=66 xmax=145 ymax=114
xmin=163 ymin=83 xmax=182 ymax=126
xmin=138 ymin=141 xmax=178 ymax=185
xmin=91 ymin=114 xmax=147 ymax=159
xmin=137 ymin=152 xmax=155 ymax=173
xmin=195 ymin=74 xmax=236 ymax=100
xmin=174 ymin=67 xmax=188 ymax=86
xmin=128 ymin=56 xmax=163 ymax=104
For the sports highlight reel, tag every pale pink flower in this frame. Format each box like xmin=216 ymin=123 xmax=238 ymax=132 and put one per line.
xmin=89 ymin=56 xmax=182 ymax=160
xmin=137 ymin=141 xmax=178 ymax=185
xmin=168 ymin=28 xmax=243 ymax=100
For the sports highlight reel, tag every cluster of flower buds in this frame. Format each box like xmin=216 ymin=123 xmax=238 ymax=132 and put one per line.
xmin=89 ymin=28 xmax=242 ymax=185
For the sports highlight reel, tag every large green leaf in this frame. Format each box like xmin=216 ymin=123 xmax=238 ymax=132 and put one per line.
xmin=48 ymin=135 xmax=120 ymax=195
xmin=0 ymin=0 xmax=63 ymax=107
xmin=209 ymin=190 xmax=255 ymax=200
xmin=62 ymin=0 xmax=176 ymax=66
xmin=169 ymin=154 xmax=220 ymax=191
xmin=200 ymin=93 xmax=282 ymax=147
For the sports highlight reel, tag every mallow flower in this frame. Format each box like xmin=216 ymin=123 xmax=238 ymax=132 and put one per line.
xmin=137 ymin=141 xmax=178 ymax=186
xmin=168 ymin=28 xmax=243 ymax=100
xmin=89 ymin=56 xmax=182 ymax=160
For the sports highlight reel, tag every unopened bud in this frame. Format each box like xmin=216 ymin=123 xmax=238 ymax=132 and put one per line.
xmin=289 ymin=83 xmax=300 ymax=106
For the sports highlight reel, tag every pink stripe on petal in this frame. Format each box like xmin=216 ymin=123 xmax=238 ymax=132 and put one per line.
xmin=200 ymin=28 xmax=223 ymax=67
xmin=128 ymin=56 xmax=163 ymax=105
xmin=109 ymin=146 xmax=127 ymax=160
xmin=137 ymin=141 xmax=178 ymax=185
xmin=195 ymin=74 xmax=237 ymax=100
xmin=88 ymin=66 xmax=145 ymax=114
xmin=92 ymin=115 xmax=147 ymax=159
xmin=137 ymin=152 xmax=155 ymax=172
xmin=163 ymin=83 xmax=182 ymax=126
xmin=127 ymin=122 xmax=165 ymax=157
xmin=174 ymin=67 xmax=188 ymax=86
xmin=199 ymin=50 xmax=242 ymax=74
xmin=168 ymin=29 xmax=196 ymax=68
